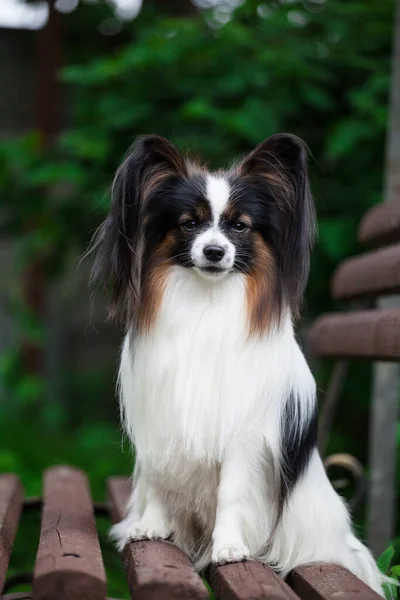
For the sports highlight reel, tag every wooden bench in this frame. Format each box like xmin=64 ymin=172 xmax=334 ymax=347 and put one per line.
xmin=309 ymin=198 xmax=400 ymax=554
xmin=0 ymin=466 xmax=381 ymax=600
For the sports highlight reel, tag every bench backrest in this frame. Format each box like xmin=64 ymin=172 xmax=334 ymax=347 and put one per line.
xmin=310 ymin=201 xmax=400 ymax=360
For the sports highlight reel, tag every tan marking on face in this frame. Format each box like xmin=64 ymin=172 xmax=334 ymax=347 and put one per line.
xmin=137 ymin=232 xmax=175 ymax=333
xmin=222 ymin=204 xmax=253 ymax=228
xmin=178 ymin=213 xmax=193 ymax=225
xmin=239 ymin=213 xmax=253 ymax=227
xmin=179 ymin=202 xmax=212 ymax=227
xmin=245 ymin=233 xmax=279 ymax=337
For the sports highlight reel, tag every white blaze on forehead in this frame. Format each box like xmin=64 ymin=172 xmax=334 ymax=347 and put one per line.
xmin=205 ymin=174 xmax=230 ymax=225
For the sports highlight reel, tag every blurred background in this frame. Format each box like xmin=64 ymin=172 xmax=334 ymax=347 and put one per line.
xmin=0 ymin=0 xmax=398 ymax=597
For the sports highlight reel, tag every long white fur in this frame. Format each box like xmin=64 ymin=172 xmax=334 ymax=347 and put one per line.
xmin=110 ymin=176 xmax=386 ymax=596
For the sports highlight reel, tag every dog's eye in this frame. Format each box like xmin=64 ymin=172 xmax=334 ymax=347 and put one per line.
xmin=182 ymin=220 xmax=197 ymax=231
xmin=232 ymin=221 xmax=248 ymax=232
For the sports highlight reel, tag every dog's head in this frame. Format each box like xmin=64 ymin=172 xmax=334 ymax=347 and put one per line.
xmin=91 ymin=134 xmax=315 ymax=334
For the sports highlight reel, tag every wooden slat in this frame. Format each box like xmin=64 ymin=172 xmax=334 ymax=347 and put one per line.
xmin=0 ymin=475 xmax=24 ymax=593
xmin=291 ymin=564 xmax=382 ymax=600
xmin=332 ymin=243 xmax=400 ymax=300
xmin=309 ymin=308 xmax=400 ymax=360
xmin=208 ymin=561 xmax=300 ymax=600
xmin=33 ymin=466 xmax=106 ymax=600
xmin=359 ymin=201 xmax=400 ymax=247
xmin=108 ymin=477 xmax=209 ymax=600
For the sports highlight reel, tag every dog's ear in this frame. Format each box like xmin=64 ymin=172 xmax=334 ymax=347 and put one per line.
xmin=90 ymin=135 xmax=187 ymax=321
xmin=238 ymin=133 xmax=316 ymax=315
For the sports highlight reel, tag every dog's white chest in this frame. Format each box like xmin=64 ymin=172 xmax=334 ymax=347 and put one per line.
xmin=119 ymin=268 xmax=294 ymax=465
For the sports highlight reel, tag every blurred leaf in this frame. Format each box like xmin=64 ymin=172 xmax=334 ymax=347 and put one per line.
xmin=390 ymin=565 xmax=400 ymax=577
xmin=327 ymin=120 xmax=369 ymax=158
xmin=28 ymin=163 xmax=85 ymax=186
xmin=378 ymin=546 xmax=395 ymax=574
xmin=0 ymin=450 xmax=20 ymax=472
xmin=318 ymin=219 xmax=357 ymax=261
xmin=14 ymin=305 xmax=44 ymax=343
xmin=14 ymin=375 xmax=46 ymax=405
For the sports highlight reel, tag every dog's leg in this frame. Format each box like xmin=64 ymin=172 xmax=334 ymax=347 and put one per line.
xmin=125 ymin=479 xmax=171 ymax=542
xmin=211 ymin=442 xmax=269 ymax=565
xmin=110 ymin=471 xmax=171 ymax=550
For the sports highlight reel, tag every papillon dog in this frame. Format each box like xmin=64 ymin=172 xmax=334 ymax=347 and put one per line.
xmin=92 ymin=134 xmax=384 ymax=595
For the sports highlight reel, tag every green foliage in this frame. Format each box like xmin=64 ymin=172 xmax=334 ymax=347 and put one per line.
xmin=378 ymin=545 xmax=400 ymax=599
xmin=379 ymin=545 xmax=396 ymax=574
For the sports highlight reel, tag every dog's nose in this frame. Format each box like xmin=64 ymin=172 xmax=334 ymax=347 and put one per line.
xmin=203 ymin=245 xmax=225 ymax=262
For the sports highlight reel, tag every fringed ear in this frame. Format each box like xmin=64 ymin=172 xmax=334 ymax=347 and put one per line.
xmin=90 ymin=135 xmax=187 ymax=322
xmin=238 ymin=133 xmax=316 ymax=316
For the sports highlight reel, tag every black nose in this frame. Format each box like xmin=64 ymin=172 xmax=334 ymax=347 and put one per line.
xmin=203 ymin=245 xmax=225 ymax=262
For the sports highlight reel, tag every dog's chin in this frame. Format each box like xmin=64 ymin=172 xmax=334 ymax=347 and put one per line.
xmin=193 ymin=265 xmax=231 ymax=281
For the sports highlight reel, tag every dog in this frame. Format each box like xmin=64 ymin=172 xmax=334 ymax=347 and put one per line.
xmin=91 ymin=134 xmax=384 ymax=595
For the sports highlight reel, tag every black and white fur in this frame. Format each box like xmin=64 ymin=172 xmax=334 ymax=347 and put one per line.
xmin=92 ymin=134 xmax=384 ymax=594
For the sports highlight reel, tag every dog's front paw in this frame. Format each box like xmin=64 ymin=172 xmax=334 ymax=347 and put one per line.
xmin=127 ymin=519 xmax=171 ymax=542
xmin=212 ymin=542 xmax=250 ymax=565
xmin=110 ymin=520 xmax=133 ymax=552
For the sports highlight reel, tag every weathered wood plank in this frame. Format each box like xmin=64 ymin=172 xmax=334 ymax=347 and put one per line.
xmin=291 ymin=564 xmax=382 ymax=600
xmin=0 ymin=475 xmax=24 ymax=594
xmin=359 ymin=202 xmax=400 ymax=248
xmin=209 ymin=561 xmax=300 ymax=600
xmin=309 ymin=309 xmax=400 ymax=360
xmin=108 ymin=476 xmax=209 ymax=600
xmin=33 ymin=466 xmax=106 ymax=600
xmin=368 ymin=351 xmax=400 ymax=554
xmin=332 ymin=243 xmax=400 ymax=301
